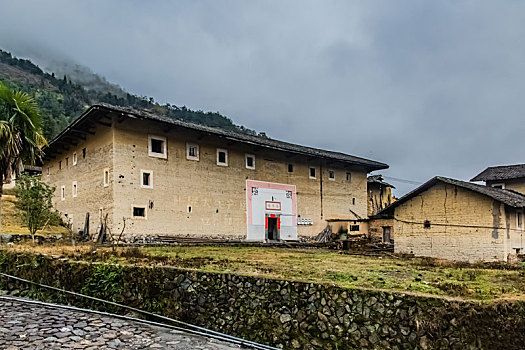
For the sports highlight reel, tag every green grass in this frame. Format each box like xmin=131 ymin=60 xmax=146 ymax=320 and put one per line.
xmin=139 ymin=246 xmax=525 ymax=301
xmin=3 ymin=243 xmax=524 ymax=301
xmin=0 ymin=195 xmax=69 ymax=235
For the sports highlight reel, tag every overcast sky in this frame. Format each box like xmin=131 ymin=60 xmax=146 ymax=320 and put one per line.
xmin=1 ymin=0 xmax=524 ymax=195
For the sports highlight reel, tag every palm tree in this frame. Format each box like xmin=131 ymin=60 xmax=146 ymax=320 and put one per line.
xmin=0 ymin=81 xmax=46 ymax=231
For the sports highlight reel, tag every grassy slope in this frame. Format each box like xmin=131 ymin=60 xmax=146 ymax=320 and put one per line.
xmin=0 ymin=194 xmax=68 ymax=235
xmin=3 ymin=243 xmax=523 ymax=301
xmin=141 ymin=246 xmax=525 ymax=301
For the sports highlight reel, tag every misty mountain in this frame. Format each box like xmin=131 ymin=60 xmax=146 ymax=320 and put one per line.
xmin=0 ymin=48 xmax=257 ymax=140
xmin=41 ymin=59 xmax=128 ymax=98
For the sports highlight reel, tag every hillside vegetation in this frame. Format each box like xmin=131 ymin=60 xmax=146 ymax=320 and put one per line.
xmin=0 ymin=49 xmax=257 ymax=140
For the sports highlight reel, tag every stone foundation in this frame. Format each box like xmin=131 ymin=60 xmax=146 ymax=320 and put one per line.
xmin=1 ymin=251 xmax=524 ymax=349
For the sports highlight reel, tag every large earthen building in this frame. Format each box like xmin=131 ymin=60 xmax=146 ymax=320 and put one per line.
xmin=42 ymin=104 xmax=388 ymax=241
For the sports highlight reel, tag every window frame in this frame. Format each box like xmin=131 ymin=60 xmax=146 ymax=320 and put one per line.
xmin=491 ymin=183 xmax=505 ymax=189
xmin=328 ymin=169 xmax=335 ymax=181
xmin=61 ymin=185 xmax=65 ymax=201
xmin=186 ymin=143 xmax=200 ymax=161
xmin=288 ymin=163 xmax=294 ymax=173
xmin=72 ymin=181 xmax=78 ymax=198
xmin=346 ymin=172 xmax=352 ymax=182
xmin=73 ymin=152 xmax=77 ymax=166
xmin=140 ymin=169 xmax=153 ymax=189
xmin=148 ymin=135 xmax=167 ymax=159
xmin=245 ymin=154 xmax=255 ymax=170
xmin=309 ymin=167 xmax=316 ymax=179
xmin=103 ymin=168 xmax=110 ymax=187
xmin=132 ymin=205 xmax=147 ymax=219
xmin=216 ymin=148 xmax=228 ymax=166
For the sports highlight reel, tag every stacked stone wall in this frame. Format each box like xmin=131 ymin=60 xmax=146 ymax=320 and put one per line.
xmin=1 ymin=252 xmax=524 ymax=349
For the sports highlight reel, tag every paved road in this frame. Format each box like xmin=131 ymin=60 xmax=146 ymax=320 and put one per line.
xmin=0 ymin=297 xmax=243 ymax=349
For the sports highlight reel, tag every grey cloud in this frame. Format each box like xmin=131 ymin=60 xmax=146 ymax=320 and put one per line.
xmin=1 ymin=0 xmax=524 ymax=196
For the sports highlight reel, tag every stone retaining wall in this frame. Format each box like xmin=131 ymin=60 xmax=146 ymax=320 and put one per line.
xmin=0 ymin=251 xmax=524 ymax=349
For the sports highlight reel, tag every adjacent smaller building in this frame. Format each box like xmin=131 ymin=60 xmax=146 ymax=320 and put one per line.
xmin=367 ymin=175 xmax=395 ymax=243
xmin=471 ymin=164 xmax=525 ymax=195
xmin=372 ymin=176 xmax=525 ymax=262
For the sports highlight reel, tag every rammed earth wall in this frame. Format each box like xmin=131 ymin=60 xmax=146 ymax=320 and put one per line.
xmin=0 ymin=251 xmax=524 ymax=350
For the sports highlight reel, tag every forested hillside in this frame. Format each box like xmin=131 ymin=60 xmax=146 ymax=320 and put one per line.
xmin=0 ymin=49 xmax=256 ymax=140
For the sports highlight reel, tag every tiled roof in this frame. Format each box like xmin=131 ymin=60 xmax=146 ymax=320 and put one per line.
xmin=373 ymin=176 xmax=525 ymax=217
xmin=471 ymin=164 xmax=525 ymax=182
xmin=367 ymin=174 xmax=395 ymax=188
xmin=46 ymin=104 xmax=389 ymax=172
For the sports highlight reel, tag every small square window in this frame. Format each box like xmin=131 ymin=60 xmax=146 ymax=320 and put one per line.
xmin=103 ymin=168 xmax=110 ymax=187
xmin=346 ymin=172 xmax=352 ymax=182
xmin=72 ymin=181 xmax=78 ymax=197
xmin=73 ymin=153 xmax=77 ymax=166
xmin=309 ymin=167 xmax=316 ymax=179
xmin=61 ymin=185 xmax=65 ymax=201
xmin=217 ymin=148 xmax=228 ymax=166
xmin=132 ymin=206 xmax=146 ymax=218
xmin=140 ymin=170 xmax=153 ymax=189
xmin=245 ymin=154 xmax=255 ymax=170
xmin=352 ymin=197 xmax=356 ymax=205
xmin=350 ymin=225 xmax=360 ymax=232
xmin=82 ymin=148 xmax=86 ymax=159
xmin=288 ymin=164 xmax=294 ymax=173
xmin=424 ymin=220 xmax=431 ymax=229
xmin=186 ymin=143 xmax=199 ymax=161
xmin=148 ymin=135 xmax=167 ymax=159
xmin=329 ymin=170 xmax=335 ymax=181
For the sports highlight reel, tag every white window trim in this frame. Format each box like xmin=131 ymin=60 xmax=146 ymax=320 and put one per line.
xmin=217 ymin=148 xmax=228 ymax=166
xmin=186 ymin=143 xmax=200 ymax=161
xmin=245 ymin=154 xmax=255 ymax=170
xmin=61 ymin=185 xmax=65 ymax=201
xmin=103 ymin=168 xmax=110 ymax=187
xmin=309 ymin=167 xmax=316 ymax=179
xmin=491 ymin=183 xmax=505 ymax=189
xmin=72 ymin=181 xmax=78 ymax=198
xmin=132 ymin=205 xmax=147 ymax=219
xmin=148 ymin=135 xmax=167 ymax=159
xmin=73 ymin=152 xmax=77 ymax=166
xmin=346 ymin=172 xmax=352 ymax=182
xmin=140 ymin=169 xmax=153 ymax=189
xmin=328 ymin=169 xmax=335 ymax=181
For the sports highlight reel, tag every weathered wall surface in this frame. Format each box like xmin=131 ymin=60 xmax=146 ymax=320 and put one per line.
xmin=1 ymin=252 xmax=524 ymax=350
xmin=42 ymin=125 xmax=115 ymax=236
xmin=368 ymin=218 xmax=395 ymax=242
xmin=393 ymin=183 xmax=510 ymax=262
xmin=111 ymin=118 xmax=368 ymax=239
xmin=487 ymin=179 xmax=525 ymax=195
xmin=367 ymin=184 xmax=392 ymax=217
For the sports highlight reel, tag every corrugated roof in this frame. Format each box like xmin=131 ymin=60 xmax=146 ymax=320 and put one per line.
xmin=46 ymin=104 xmax=389 ymax=171
xmin=471 ymin=164 xmax=525 ymax=182
xmin=374 ymin=176 xmax=525 ymax=217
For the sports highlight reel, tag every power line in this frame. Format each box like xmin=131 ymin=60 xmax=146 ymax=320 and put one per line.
xmin=382 ymin=176 xmax=422 ymax=186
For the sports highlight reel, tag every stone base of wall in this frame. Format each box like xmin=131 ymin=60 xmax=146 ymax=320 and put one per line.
xmin=0 ymin=251 xmax=524 ymax=350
